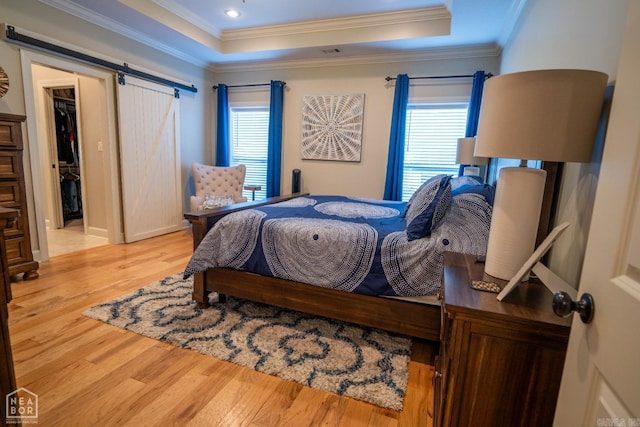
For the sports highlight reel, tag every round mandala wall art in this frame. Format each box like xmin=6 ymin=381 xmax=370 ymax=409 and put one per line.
xmin=0 ymin=67 xmax=9 ymax=98
xmin=301 ymin=94 xmax=364 ymax=162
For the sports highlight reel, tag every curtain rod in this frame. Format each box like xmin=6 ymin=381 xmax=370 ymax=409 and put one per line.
xmin=384 ymin=73 xmax=493 ymax=82
xmin=4 ymin=25 xmax=198 ymax=95
xmin=213 ymin=81 xmax=287 ymax=90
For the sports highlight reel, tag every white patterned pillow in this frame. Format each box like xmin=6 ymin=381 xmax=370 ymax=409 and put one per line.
xmin=451 ymin=175 xmax=482 ymax=190
xmin=404 ymin=175 xmax=452 ymax=241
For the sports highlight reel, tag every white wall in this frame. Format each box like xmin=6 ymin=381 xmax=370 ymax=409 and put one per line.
xmin=501 ymin=0 xmax=629 ymax=287
xmin=215 ymin=56 xmax=500 ymax=198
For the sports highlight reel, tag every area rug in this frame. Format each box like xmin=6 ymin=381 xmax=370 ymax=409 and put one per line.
xmin=83 ymin=273 xmax=411 ymax=410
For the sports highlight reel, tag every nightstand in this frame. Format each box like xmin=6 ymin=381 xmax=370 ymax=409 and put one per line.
xmin=434 ymin=252 xmax=571 ymax=427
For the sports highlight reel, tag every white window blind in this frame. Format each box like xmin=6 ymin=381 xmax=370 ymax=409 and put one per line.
xmin=402 ymin=103 xmax=468 ymax=201
xmin=229 ymin=106 xmax=269 ymax=200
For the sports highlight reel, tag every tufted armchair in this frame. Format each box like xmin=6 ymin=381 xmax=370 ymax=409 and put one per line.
xmin=190 ymin=162 xmax=248 ymax=211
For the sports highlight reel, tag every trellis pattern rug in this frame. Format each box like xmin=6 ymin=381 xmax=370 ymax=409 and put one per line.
xmin=83 ymin=274 xmax=411 ymax=410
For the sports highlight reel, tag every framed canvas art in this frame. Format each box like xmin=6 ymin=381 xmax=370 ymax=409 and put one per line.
xmin=301 ymin=94 xmax=364 ymax=162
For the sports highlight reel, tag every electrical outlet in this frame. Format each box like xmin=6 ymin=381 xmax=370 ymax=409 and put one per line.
xmin=97 ymin=141 xmax=103 ymax=152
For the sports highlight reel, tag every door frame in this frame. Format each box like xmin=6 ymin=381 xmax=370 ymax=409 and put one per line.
xmin=20 ymin=49 xmax=124 ymax=261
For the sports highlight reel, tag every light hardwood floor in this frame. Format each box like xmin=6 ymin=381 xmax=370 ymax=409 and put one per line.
xmin=8 ymin=229 xmax=435 ymax=426
xmin=46 ymin=219 xmax=108 ymax=257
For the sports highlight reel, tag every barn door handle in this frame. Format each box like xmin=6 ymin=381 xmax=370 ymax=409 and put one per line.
xmin=552 ymin=292 xmax=595 ymax=324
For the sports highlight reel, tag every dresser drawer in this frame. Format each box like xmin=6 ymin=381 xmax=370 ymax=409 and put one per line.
xmin=0 ymin=121 xmax=23 ymax=150
xmin=5 ymin=236 xmax=30 ymax=266
xmin=0 ymin=181 xmax=21 ymax=205
xmin=0 ymin=152 xmax=20 ymax=179
xmin=0 ymin=204 xmax=24 ymax=239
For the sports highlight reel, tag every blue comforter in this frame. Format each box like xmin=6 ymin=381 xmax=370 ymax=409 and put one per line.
xmin=184 ymin=194 xmax=491 ymax=296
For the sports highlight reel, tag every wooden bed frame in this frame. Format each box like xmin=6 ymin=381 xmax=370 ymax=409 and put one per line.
xmin=184 ymin=193 xmax=442 ymax=342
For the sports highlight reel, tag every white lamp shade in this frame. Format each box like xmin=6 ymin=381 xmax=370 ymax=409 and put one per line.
xmin=474 ymin=69 xmax=608 ymax=162
xmin=456 ymin=137 xmax=488 ymax=165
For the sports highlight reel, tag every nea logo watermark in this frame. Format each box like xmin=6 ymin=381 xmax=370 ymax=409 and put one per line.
xmin=6 ymin=388 xmax=38 ymax=424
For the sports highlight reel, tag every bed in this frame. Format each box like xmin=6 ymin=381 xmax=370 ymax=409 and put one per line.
xmin=183 ymin=175 xmax=494 ymax=341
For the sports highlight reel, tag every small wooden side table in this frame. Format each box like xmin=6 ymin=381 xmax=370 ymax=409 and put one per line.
xmin=243 ymin=185 xmax=261 ymax=201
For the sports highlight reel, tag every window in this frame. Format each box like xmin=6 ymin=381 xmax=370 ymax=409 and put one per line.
xmin=402 ymin=103 xmax=468 ymax=201
xmin=488 ymin=158 xmax=541 ymax=187
xmin=229 ymin=106 xmax=269 ymax=200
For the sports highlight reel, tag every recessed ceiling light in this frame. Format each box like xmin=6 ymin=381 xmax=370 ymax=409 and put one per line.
xmin=225 ymin=9 xmax=240 ymax=18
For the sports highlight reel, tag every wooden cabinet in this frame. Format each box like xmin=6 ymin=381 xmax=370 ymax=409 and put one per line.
xmin=0 ymin=208 xmax=19 ymax=427
xmin=435 ymin=252 xmax=571 ymax=427
xmin=0 ymin=114 xmax=39 ymax=286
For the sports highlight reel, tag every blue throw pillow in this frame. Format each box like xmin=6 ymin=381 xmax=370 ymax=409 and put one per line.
xmin=452 ymin=183 xmax=496 ymax=206
xmin=405 ymin=175 xmax=452 ymax=241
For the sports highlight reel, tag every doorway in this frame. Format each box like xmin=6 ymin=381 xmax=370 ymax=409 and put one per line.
xmin=45 ymin=85 xmax=107 ymax=257
xmin=21 ymin=52 xmax=124 ymax=262
xmin=51 ymin=87 xmax=82 ymax=229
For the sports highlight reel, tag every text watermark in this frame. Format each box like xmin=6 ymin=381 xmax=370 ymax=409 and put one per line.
xmin=597 ymin=418 xmax=640 ymax=427
xmin=5 ymin=387 xmax=38 ymax=424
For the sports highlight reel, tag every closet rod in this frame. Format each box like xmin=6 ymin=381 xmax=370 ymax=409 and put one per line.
xmin=213 ymin=81 xmax=287 ymax=90
xmin=54 ymin=96 xmax=75 ymax=103
xmin=384 ymin=73 xmax=493 ymax=82
xmin=5 ymin=25 xmax=198 ymax=94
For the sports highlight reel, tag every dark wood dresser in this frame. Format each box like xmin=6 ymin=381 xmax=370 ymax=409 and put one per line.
xmin=0 ymin=113 xmax=39 ymax=282
xmin=434 ymin=252 xmax=571 ymax=427
xmin=0 ymin=207 xmax=19 ymax=426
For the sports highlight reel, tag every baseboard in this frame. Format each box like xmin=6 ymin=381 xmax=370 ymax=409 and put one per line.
xmin=87 ymin=226 xmax=109 ymax=239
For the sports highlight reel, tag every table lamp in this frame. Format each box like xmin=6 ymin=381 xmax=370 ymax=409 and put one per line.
xmin=456 ymin=137 xmax=488 ymax=177
xmin=474 ymin=69 xmax=608 ymax=281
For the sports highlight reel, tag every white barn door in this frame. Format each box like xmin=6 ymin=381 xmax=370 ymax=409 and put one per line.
xmin=116 ymin=76 xmax=182 ymax=243
xmin=554 ymin=2 xmax=640 ymax=425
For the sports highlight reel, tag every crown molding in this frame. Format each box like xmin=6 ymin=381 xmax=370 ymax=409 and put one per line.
xmin=39 ymin=0 xmax=209 ymax=68
xmin=35 ymin=0 xmax=503 ymax=75
xmin=211 ymin=44 xmax=501 ymax=74
xmin=219 ymin=7 xmax=450 ymax=54
xmin=5 ymin=23 xmax=195 ymax=86
xmin=222 ymin=7 xmax=450 ymax=40
xmin=119 ymin=0 xmax=222 ymax=53
xmin=498 ymin=0 xmax=529 ymax=48
xmin=153 ymin=0 xmax=222 ymax=38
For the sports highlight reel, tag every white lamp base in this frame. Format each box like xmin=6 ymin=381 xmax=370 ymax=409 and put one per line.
xmin=484 ymin=167 xmax=547 ymax=280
